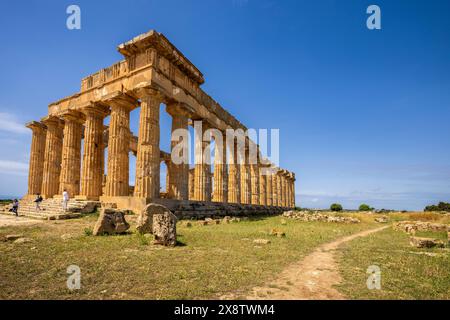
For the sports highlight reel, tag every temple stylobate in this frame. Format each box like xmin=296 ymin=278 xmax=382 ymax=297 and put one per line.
xmin=24 ymin=30 xmax=296 ymax=214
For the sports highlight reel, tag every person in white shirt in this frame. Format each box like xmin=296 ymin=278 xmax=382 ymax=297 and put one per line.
xmin=62 ymin=189 xmax=69 ymax=212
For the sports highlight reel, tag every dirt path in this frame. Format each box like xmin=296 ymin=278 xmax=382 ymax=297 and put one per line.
xmin=245 ymin=225 xmax=389 ymax=300
xmin=0 ymin=214 xmax=42 ymax=227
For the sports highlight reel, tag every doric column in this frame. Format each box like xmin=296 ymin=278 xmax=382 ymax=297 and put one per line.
xmin=41 ymin=116 xmax=64 ymax=198
xmin=259 ymin=167 xmax=267 ymax=206
xmin=291 ymin=173 xmax=296 ymax=208
xmin=266 ymin=170 xmax=273 ymax=206
xmin=275 ymin=171 xmax=282 ymax=207
xmin=239 ymin=148 xmax=251 ymax=204
xmin=133 ymin=89 xmax=161 ymax=199
xmin=79 ymin=106 xmax=107 ymax=200
xmin=227 ymin=139 xmax=240 ymax=203
xmin=59 ymin=111 xmax=84 ymax=197
xmin=213 ymin=136 xmax=228 ymax=203
xmin=194 ymin=121 xmax=212 ymax=201
xmin=105 ymin=94 xmax=136 ymax=197
xmin=189 ymin=168 xmax=195 ymax=200
xmin=26 ymin=121 xmax=47 ymax=196
xmin=280 ymin=171 xmax=286 ymax=207
xmin=250 ymin=163 xmax=260 ymax=205
xmin=167 ymin=103 xmax=190 ymax=200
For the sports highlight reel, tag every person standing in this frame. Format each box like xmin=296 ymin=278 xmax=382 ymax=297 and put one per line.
xmin=12 ymin=199 xmax=19 ymax=216
xmin=34 ymin=193 xmax=43 ymax=211
xmin=62 ymin=189 xmax=69 ymax=212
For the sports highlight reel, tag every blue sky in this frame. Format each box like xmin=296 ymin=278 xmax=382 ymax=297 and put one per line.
xmin=0 ymin=0 xmax=449 ymax=210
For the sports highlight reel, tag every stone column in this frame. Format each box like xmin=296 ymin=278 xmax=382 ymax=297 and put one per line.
xmin=250 ymin=163 xmax=260 ymax=205
xmin=59 ymin=111 xmax=84 ymax=197
xmin=227 ymin=140 xmax=240 ymax=203
xmin=291 ymin=173 xmax=296 ymax=208
xmin=79 ymin=106 xmax=107 ymax=200
xmin=270 ymin=171 xmax=276 ymax=206
xmin=26 ymin=121 xmax=47 ymax=196
xmin=259 ymin=167 xmax=267 ymax=206
xmin=166 ymin=103 xmax=190 ymax=200
xmin=276 ymin=171 xmax=282 ymax=207
xmin=213 ymin=136 xmax=228 ymax=203
xmin=105 ymin=94 xmax=136 ymax=197
xmin=281 ymin=171 xmax=287 ymax=207
xmin=239 ymin=148 xmax=251 ymax=204
xmin=189 ymin=168 xmax=195 ymax=200
xmin=194 ymin=121 xmax=212 ymax=201
xmin=41 ymin=116 xmax=64 ymax=198
xmin=133 ymin=89 xmax=161 ymax=199
xmin=266 ymin=170 xmax=273 ymax=206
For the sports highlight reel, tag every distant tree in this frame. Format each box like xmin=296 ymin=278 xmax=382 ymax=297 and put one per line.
xmin=424 ymin=202 xmax=450 ymax=212
xmin=330 ymin=203 xmax=343 ymax=212
xmin=359 ymin=204 xmax=374 ymax=211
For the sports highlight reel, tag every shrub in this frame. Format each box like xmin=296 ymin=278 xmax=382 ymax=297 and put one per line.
xmin=424 ymin=202 xmax=450 ymax=212
xmin=359 ymin=204 xmax=373 ymax=211
xmin=330 ymin=203 xmax=343 ymax=212
xmin=83 ymin=228 xmax=93 ymax=236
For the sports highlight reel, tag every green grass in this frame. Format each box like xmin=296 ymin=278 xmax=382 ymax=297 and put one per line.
xmin=336 ymin=227 xmax=450 ymax=299
xmin=0 ymin=214 xmax=376 ymax=300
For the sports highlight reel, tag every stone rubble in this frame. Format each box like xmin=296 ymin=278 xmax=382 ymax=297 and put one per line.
xmin=282 ymin=211 xmax=360 ymax=224
xmin=409 ymin=237 xmax=445 ymax=248
xmin=394 ymin=221 xmax=450 ymax=234
xmin=93 ymin=208 xmax=130 ymax=235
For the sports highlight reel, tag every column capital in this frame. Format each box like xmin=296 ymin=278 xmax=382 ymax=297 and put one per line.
xmin=80 ymin=103 xmax=110 ymax=118
xmin=26 ymin=121 xmax=47 ymax=132
xmin=134 ymin=86 xmax=164 ymax=101
xmin=60 ymin=110 xmax=85 ymax=124
xmin=166 ymin=102 xmax=195 ymax=118
xmin=102 ymin=91 xmax=137 ymax=111
xmin=41 ymin=115 xmax=64 ymax=128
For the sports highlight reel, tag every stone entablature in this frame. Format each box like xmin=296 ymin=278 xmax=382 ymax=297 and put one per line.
xmin=25 ymin=29 xmax=297 ymax=212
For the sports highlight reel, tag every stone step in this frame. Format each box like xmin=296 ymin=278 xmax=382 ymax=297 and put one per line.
xmin=17 ymin=199 xmax=99 ymax=220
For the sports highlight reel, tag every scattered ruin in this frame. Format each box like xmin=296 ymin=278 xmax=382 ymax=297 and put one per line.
xmin=21 ymin=30 xmax=296 ymax=219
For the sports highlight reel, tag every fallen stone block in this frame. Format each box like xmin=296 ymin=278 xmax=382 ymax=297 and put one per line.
xmin=93 ymin=208 xmax=130 ymax=236
xmin=410 ymin=236 xmax=445 ymax=248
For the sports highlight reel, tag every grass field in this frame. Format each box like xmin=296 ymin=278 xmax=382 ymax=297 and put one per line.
xmin=336 ymin=216 xmax=450 ymax=300
xmin=0 ymin=213 xmax=376 ymax=300
xmin=0 ymin=211 xmax=448 ymax=300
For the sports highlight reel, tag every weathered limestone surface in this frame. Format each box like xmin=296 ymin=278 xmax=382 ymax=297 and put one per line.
xmin=41 ymin=117 xmax=64 ymax=198
xmin=259 ymin=168 xmax=267 ymax=206
xmin=80 ymin=107 xmax=107 ymax=200
xmin=26 ymin=121 xmax=47 ymax=196
xmin=227 ymin=142 xmax=240 ymax=203
xmin=152 ymin=204 xmax=177 ymax=246
xmin=250 ymin=164 xmax=260 ymax=205
xmin=59 ymin=111 xmax=84 ymax=197
xmin=213 ymin=138 xmax=228 ymax=203
xmin=167 ymin=103 xmax=190 ymax=200
xmin=93 ymin=208 xmax=130 ymax=235
xmin=135 ymin=203 xmax=165 ymax=234
xmin=194 ymin=129 xmax=211 ymax=201
xmin=134 ymin=89 xmax=161 ymax=199
xmin=266 ymin=171 xmax=273 ymax=206
xmin=188 ymin=168 xmax=195 ymax=200
xmin=105 ymin=94 xmax=135 ymax=197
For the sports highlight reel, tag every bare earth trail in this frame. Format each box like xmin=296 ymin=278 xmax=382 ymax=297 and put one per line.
xmin=0 ymin=214 xmax=43 ymax=228
xmin=245 ymin=225 xmax=389 ymax=300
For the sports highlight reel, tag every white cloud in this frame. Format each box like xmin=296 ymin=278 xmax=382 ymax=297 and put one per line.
xmin=0 ymin=160 xmax=28 ymax=176
xmin=0 ymin=112 xmax=28 ymax=134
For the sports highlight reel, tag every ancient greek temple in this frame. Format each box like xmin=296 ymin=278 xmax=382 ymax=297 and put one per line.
xmin=24 ymin=30 xmax=296 ymax=217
